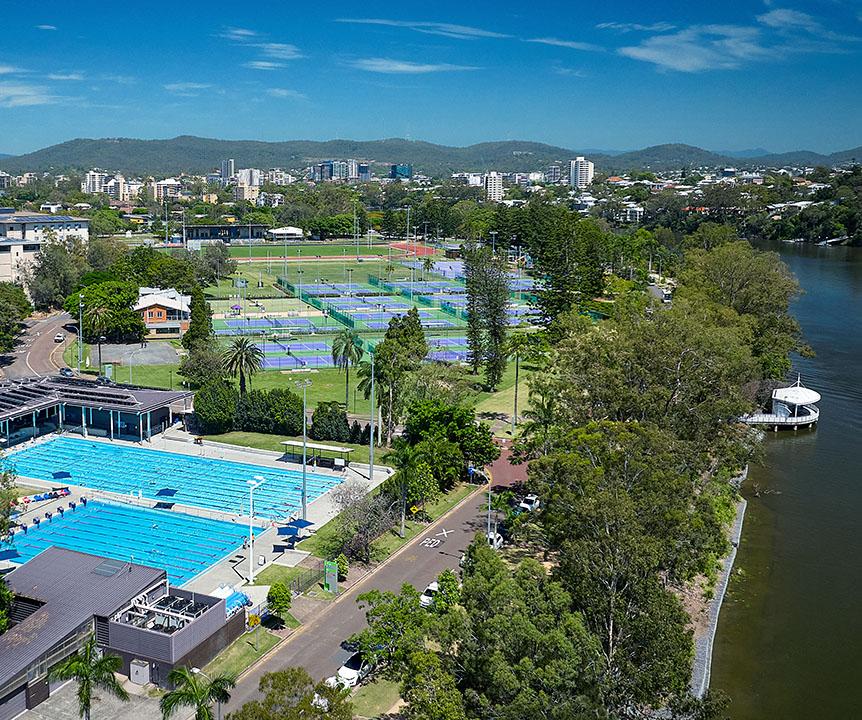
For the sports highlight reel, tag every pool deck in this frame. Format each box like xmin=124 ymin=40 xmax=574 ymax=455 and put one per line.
xmin=5 ymin=427 xmax=394 ymax=595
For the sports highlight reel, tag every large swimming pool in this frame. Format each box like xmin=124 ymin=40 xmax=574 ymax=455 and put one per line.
xmin=8 ymin=500 xmax=251 ymax=585
xmin=5 ymin=436 xmax=342 ymax=521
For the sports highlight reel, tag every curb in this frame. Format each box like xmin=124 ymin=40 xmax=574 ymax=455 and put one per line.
xmin=231 ymin=477 xmax=489 ymax=686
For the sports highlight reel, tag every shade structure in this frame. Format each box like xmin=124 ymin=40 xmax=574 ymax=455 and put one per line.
xmin=773 ymin=385 xmax=821 ymax=406
xmin=153 ymin=501 xmax=175 ymax=510
xmin=52 ymin=471 xmax=71 ymax=479
xmin=277 ymin=526 xmax=300 ymax=536
xmin=287 ymin=518 xmax=314 ymax=529
xmin=231 ymin=304 xmax=242 ymax=310
xmin=155 ymin=488 xmax=177 ymax=497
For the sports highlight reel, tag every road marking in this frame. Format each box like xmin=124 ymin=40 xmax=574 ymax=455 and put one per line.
xmin=420 ymin=537 xmax=442 ymax=548
xmin=435 ymin=528 xmax=453 ymax=537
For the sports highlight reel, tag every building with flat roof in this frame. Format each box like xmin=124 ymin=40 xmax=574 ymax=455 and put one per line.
xmin=0 ymin=547 xmax=244 ymax=719
xmin=184 ymin=223 xmax=268 ymax=242
xmin=0 ymin=210 xmax=90 ymax=284
xmin=484 ymin=171 xmax=504 ymax=203
xmin=0 ymin=375 xmax=192 ymax=447
xmin=569 ymin=157 xmax=595 ymax=189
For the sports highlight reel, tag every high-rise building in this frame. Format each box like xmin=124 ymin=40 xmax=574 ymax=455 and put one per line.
xmin=347 ymin=159 xmax=359 ymax=180
xmin=389 ymin=164 xmax=413 ymax=180
xmin=484 ymin=172 xmax=504 ymax=203
xmin=236 ymin=168 xmax=263 ymax=187
xmin=569 ymin=157 xmax=595 ymax=189
xmin=315 ymin=162 xmax=333 ymax=182
xmin=152 ymin=178 xmax=182 ymax=201
xmin=545 ymin=165 xmax=561 ymax=183
xmin=358 ymin=163 xmax=371 ymax=181
xmin=331 ymin=161 xmax=349 ymax=180
xmin=82 ymin=170 xmax=108 ymax=194
xmin=220 ymin=159 xmax=235 ymax=184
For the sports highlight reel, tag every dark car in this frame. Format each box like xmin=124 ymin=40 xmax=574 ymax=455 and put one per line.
xmin=58 ymin=367 xmax=74 ymax=378
xmin=95 ymin=375 xmax=112 ymax=386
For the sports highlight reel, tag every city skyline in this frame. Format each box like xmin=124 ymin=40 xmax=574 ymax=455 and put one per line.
xmin=0 ymin=1 xmax=860 ymax=155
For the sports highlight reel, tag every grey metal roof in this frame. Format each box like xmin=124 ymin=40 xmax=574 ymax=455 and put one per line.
xmin=0 ymin=547 xmax=165 ymax=688
xmin=0 ymin=376 xmax=193 ymax=422
xmin=0 ymin=215 xmax=86 ymax=224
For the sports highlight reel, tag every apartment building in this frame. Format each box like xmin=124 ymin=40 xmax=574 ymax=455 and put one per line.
xmin=0 ymin=210 xmax=89 ymax=283
xmin=569 ymin=156 xmax=595 ymax=189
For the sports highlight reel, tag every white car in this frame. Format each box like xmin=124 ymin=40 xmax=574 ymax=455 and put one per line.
xmin=419 ymin=581 xmax=439 ymax=609
xmin=328 ymin=651 xmax=372 ymax=688
xmin=518 ymin=494 xmax=541 ymax=513
xmin=487 ymin=532 xmax=504 ymax=550
xmin=53 ymin=333 xmax=65 ymax=343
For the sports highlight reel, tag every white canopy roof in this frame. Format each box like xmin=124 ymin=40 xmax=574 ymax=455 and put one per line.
xmin=773 ymin=378 xmax=820 ymax=406
xmin=269 ymin=226 xmax=305 ymax=237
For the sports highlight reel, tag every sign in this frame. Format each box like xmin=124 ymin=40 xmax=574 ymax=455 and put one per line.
xmin=104 ymin=363 xmax=113 ymax=380
xmin=234 ymin=278 xmax=249 ymax=288
xmin=324 ymin=560 xmax=338 ymax=594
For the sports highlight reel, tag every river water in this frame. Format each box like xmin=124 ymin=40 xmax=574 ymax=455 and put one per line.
xmin=711 ymin=244 xmax=862 ymax=719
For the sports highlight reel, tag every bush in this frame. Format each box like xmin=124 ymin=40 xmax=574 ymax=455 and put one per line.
xmin=268 ymin=388 xmax=304 ymax=436
xmin=194 ymin=379 xmax=238 ymax=434
xmin=178 ymin=340 xmax=223 ymax=389
xmin=266 ymin=582 xmax=292 ymax=619
xmin=309 ymin=401 xmax=350 ymax=443
xmin=235 ymin=390 xmax=274 ymax=433
xmin=349 ymin=420 xmax=363 ymax=444
xmin=336 ymin=553 xmax=349 ymax=581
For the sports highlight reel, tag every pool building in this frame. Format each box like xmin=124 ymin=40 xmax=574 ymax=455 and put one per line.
xmin=0 ymin=375 xmax=191 ymax=447
xmin=0 ymin=548 xmax=245 ymax=720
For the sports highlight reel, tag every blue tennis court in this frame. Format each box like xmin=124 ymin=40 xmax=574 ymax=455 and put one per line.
xmin=262 ymin=354 xmax=332 ymax=370
xmin=6 ymin=437 xmax=343 ymax=522
xmin=8 ymin=500 xmax=252 ymax=586
xmin=256 ymin=340 xmax=330 ymax=353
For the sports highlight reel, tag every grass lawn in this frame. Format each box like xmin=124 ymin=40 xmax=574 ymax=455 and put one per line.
xmin=228 ymin=241 xmax=410 ymax=259
xmin=351 ymin=678 xmax=402 ymax=719
xmin=13 ymin=484 xmax=44 ymax=496
xmin=299 ymin=483 xmax=477 ymax=561
xmin=204 ymin=627 xmax=281 ymax=679
xmin=253 ymin=563 xmax=304 ymax=587
xmin=205 ymin=430 xmax=392 ymax=467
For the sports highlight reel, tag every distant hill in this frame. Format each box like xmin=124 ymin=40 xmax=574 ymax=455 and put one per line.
xmin=0 ymin=153 xmax=12 ymax=159
xmin=716 ymin=148 xmax=772 ymax=159
xmin=0 ymin=136 xmax=858 ymax=176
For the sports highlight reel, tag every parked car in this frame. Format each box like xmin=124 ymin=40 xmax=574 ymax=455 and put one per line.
xmin=487 ymin=532 xmax=504 ymax=550
xmin=53 ymin=333 xmax=65 ymax=343
xmin=58 ymin=367 xmax=74 ymax=378
xmin=328 ymin=651 xmax=373 ymax=688
xmin=95 ymin=375 xmax=112 ymax=386
xmin=419 ymin=581 xmax=439 ymax=609
xmin=518 ymin=494 xmax=541 ymax=513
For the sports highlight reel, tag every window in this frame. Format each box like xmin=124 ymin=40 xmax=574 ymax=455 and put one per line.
xmin=23 ymin=244 xmax=40 ymax=252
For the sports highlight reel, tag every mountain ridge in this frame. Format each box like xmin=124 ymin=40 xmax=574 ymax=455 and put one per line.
xmin=0 ymin=136 xmax=859 ymax=176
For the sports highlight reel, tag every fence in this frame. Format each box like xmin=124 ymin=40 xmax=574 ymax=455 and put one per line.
xmin=289 ymin=558 xmax=326 ymax=595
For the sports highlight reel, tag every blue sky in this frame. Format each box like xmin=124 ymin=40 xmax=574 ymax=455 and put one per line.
xmin=0 ymin=0 xmax=860 ymax=154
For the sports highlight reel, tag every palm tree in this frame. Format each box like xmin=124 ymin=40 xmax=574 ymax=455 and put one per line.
xmin=506 ymin=332 xmax=535 ymax=433
xmin=86 ymin=303 xmax=115 ymax=372
xmin=49 ymin=636 xmax=129 ymax=720
xmin=422 ymin=255 xmax=435 ymax=280
xmin=331 ymin=328 xmax=364 ymax=408
xmin=160 ymin=667 xmax=235 ymax=720
xmin=388 ymin=440 xmax=419 ymax=538
xmin=222 ymin=337 xmax=264 ymax=395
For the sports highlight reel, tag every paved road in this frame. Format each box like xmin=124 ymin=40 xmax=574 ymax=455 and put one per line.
xmin=224 ymin=444 xmax=526 ymax=713
xmin=1 ymin=313 xmax=72 ymax=379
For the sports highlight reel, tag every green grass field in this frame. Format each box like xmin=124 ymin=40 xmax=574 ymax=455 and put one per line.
xmin=207 ymin=430 xmax=392 ymax=467
xmin=351 ymin=678 xmax=402 ymax=718
xmin=204 ymin=626 xmax=282 ymax=678
xmin=228 ymin=241 xmax=408 ymax=259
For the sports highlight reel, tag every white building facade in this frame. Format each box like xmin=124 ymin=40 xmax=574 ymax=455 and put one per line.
xmin=0 ymin=211 xmax=89 ymax=283
xmin=569 ymin=157 xmax=595 ymax=189
xmin=484 ymin=172 xmax=504 ymax=202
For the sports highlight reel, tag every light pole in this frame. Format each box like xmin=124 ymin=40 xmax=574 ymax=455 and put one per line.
xmin=247 ymin=475 xmax=266 ymax=583
xmin=77 ymin=294 xmax=84 ymax=373
xmin=97 ymin=335 xmax=106 ymax=376
xmin=295 ymin=379 xmax=312 ymax=520
xmin=368 ymin=350 xmax=375 ymax=484
xmin=191 ymin=668 xmax=222 ymax=720
xmin=346 ymin=268 xmax=353 ymax=297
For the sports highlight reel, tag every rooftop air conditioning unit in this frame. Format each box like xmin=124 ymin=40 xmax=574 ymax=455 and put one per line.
xmin=129 ymin=659 xmax=150 ymax=685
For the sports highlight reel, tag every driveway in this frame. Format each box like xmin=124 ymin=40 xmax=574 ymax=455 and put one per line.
xmin=99 ymin=342 xmax=179 ymax=365
xmin=1 ymin=313 xmax=72 ymax=379
xmin=223 ymin=443 xmax=526 ymax=713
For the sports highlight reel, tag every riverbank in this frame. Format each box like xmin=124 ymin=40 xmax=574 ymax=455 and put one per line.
xmin=691 ymin=495 xmax=748 ymax=697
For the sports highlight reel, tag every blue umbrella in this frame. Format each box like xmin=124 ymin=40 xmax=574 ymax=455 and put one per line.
xmin=52 ymin=471 xmax=72 ymax=480
xmin=155 ymin=488 xmax=177 ymax=497
xmin=287 ymin=518 xmax=314 ymax=529
xmin=277 ymin=526 xmax=300 ymax=536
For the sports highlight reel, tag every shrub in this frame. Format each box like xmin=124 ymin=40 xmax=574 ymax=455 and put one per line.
xmin=268 ymin=388 xmax=304 ymax=436
xmin=309 ymin=401 xmax=350 ymax=443
xmin=194 ymin=379 xmax=238 ymax=434
xmin=349 ymin=420 xmax=363 ymax=444
xmin=336 ymin=553 xmax=349 ymax=581
xmin=266 ymin=582 xmax=292 ymax=618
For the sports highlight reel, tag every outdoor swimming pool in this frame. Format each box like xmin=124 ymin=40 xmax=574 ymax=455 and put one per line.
xmin=8 ymin=500 xmax=251 ymax=585
xmin=5 ymin=436 xmax=342 ymax=521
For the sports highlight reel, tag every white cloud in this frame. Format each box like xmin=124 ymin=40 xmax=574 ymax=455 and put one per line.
xmin=35 ymin=24 xmax=56 ymax=31
xmin=597 ymin=21 xmax=676 ymax=33
xmin=102 ymin=74 xmax=137 ymax=85
xmin=222 ymin=27 xmax=256 ymax=40
xmin=757 ymin=8 xmax=819 ymax=31
xmin=256 ymin=42 xmax=303 ymax=60
xmin=0 ymin=65 xmax=24 ymax=75
xmin=553 ymin=66 xmax=588 ymax=77
xmin=336 ymin=18 xmax=508 ymax=40
xmin=527 ymin=37 xmax=603 ymax=52
xmin=348 ymin=57 xmax=480 ymax=73
xmin=48 ymin=73 xmax=83 ymax=81
xmin=164 ymin=82 xmax=211 ymax=96
xmin=267 ymin=88 xmax=307 ymax=100
xmin=619 ymin=25 xmax=768 ymax=71
xmin=244 ymin=61 xmax=284 ymax=70
xmin=0 ymin=81 xmax=58 ymax=107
